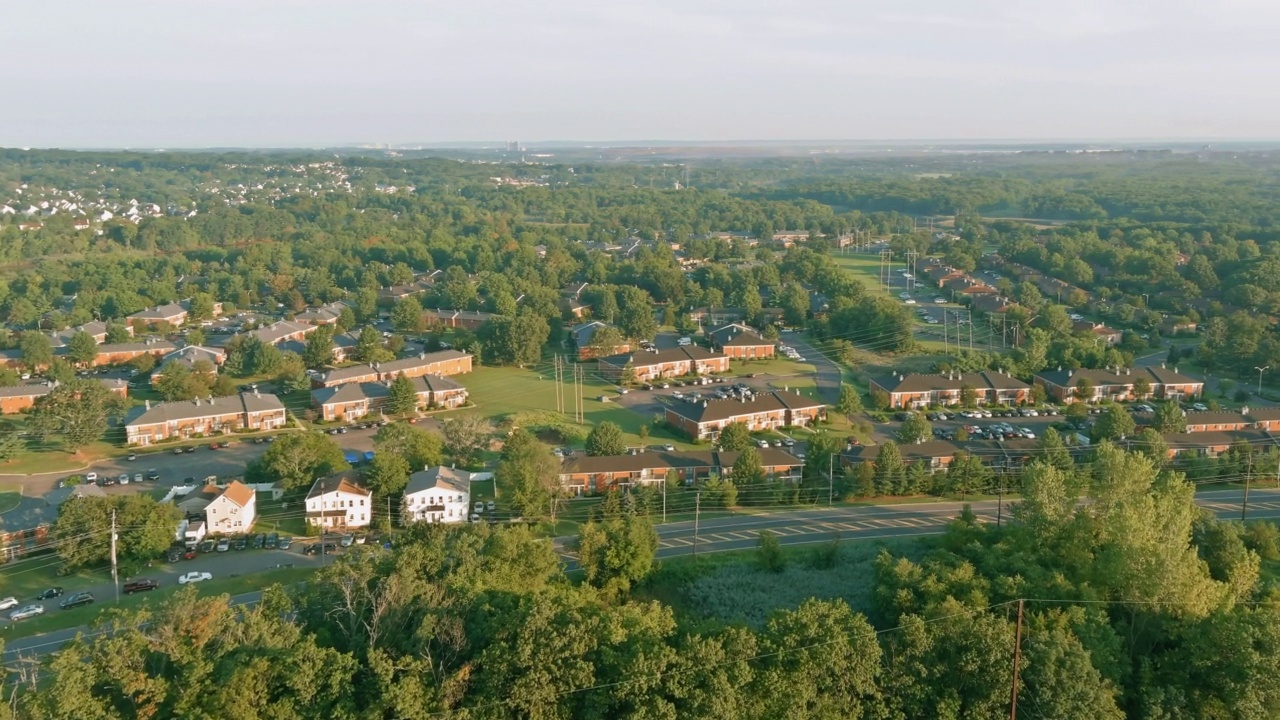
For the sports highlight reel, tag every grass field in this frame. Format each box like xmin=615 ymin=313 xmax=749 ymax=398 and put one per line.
xmin=1 ymin=566 xmax=316 ymax=640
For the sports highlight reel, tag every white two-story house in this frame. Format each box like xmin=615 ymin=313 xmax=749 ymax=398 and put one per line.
xmin=305 ymin=471 xmax=372 ymax=530
xmin=402 ymin=466 xmax=471 ymax=524
xmin=204 ymin=480 xmax=257 ymax=534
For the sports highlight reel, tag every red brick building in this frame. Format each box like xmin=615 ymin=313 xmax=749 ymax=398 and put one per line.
xmin=665 ymin=390 xmax=826 ymax=441
xmin=597 ymin=346 xmax=730 ymax=383
xmin=870 ymin=370 xmax=1030 ymax=410
xmin=558 ymin=448 xmax=803 ymax=495
xmin=708 ymin=324 xmax=776 ymax=360
xmin=1033 ymin=365 xmax=1203 ymax=404
xmin=315 ymin=350 xmax=473 ymax=388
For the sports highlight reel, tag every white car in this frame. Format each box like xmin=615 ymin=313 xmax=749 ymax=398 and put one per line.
xmin=8 ymin=604 xmax=44 ymax=621
xmin=756 ymin=439 xmax=770 ymax=449
xmin=0 ymin=596 xmax=18 ymax=611
xmin=1020 ymin=428 xmax=1036 ymax=439
xmin=178 ymin=571 xmax=212 ymax=585
xmin=899 ymin=292 xmax=911 ymax=300
xmin=85 ymin=472 xmax=98 ymax=484
xmin=934 ymin=298 xmax=946 ymax=304
xmin=1192 ymin=403 xmax=1208 ymax=411
xmin=904 ymin=299 xmax=917 ymax=305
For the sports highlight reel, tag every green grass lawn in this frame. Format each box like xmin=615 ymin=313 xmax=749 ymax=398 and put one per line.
xmin=1 ymin=566 xmax=316 ymax=641
xmin=736 ymin=356 xmax=816 ymax=378
xmin=0 ymin=558 xmax=110 ymax=602
xmin=831 ymin=253 xmax=893 ymax=292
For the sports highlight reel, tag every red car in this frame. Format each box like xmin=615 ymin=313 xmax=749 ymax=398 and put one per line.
xmin=182 ymin=549 xmax=197 ymax=560
xmin=209 ymin=442 xmax=220 ymax=450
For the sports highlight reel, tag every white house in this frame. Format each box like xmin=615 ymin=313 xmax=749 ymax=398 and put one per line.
xmin=305 ymin=471 xmax=372 ymax=530
xmin=204 ymin=480 xmax=257 ymax=534
xmin=402 ymin=466 xmax=471 ymax=524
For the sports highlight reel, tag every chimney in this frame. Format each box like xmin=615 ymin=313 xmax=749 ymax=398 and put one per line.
xmin=1057 ymin=365 xmax=1062 ymax=372
xmin=145 ymin=400 xmax=151 ymax=410
xmin=1126 ymin=368 xmax=1131 ymax=376
xmin=207 ymin=396 xmax=214 ymax=405
xmin=1068 ymin=370 xmax=1074 ymax=377
xmin=195 ymin=397 xmax=201 ymax=407
xmin=1174 ymin=366 xmax=1179 ymax=374
xmin=1161 ymin=362 xmax=1166 ymax=369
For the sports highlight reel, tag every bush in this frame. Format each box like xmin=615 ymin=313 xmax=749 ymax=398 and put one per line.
xmin=757 ymin=530 xmax=785 ymax=572
xmin=1245 ymin=521 xmax=1280 ymax=561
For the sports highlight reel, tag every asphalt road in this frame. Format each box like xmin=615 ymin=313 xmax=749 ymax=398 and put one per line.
xmin=7 ymin=488 xmax=1279 ymax=663
xmin=783 ymin=334 xmax=841 ymax=404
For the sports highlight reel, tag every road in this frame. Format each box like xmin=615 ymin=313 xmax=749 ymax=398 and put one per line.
xmin=7 ymin=488 xmax=1279 ymax=663
xmin=783 ymin=334 xmax=841 ymax=404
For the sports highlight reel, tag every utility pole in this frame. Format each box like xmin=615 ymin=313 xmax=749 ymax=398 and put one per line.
xmin=692 ymin=492 xmax=701 ymax=556
xmin=554 ymin=355 xmax=563 ymax=415
xmin=1243 ymin=451 xmax=1253 ymax=521
xmin=997 ymin=485 xmax=1003 ymax=528
xmin=110 ymin=509 xmax=119 ymax=604
xmin=905 ymin=250 xmax=919 ymax=291
xmin=1256 ymin=366 xmax=1269 ymax=396
xmin=1010 ymin=598 xmax=1025 ymax=720
xmin=942 ymin=310 xmax=949 ymax=353
xmin=879 ymin=249 xmax=894 ymax=294
xmin=828 ymin=452 xmax=836 ymax=506
xmin=662 ymin=480 xmax=667 ymax=523
xmin=968 ymin=310 xmax=974 ymax=351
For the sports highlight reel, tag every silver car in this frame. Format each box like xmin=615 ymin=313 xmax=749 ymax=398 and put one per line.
xmin=9 ymin=604 xmax=44 ymax=621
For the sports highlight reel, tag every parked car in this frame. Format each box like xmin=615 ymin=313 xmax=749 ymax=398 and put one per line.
xmin=486 ymin=500 xmax=496 ymax=512
xmin=469 ymin=513 xmax=482 ymax=523
xmin=10 ymin=604 xmax=45 ymax=621
xmin=304 ymin=542 xmax=336 ymax=556
xmin=232 ymin=536 xmax=247 ymax=551
xmin=178 ymin=572 xmax=212 ymax=585
xmin=146 ymin=468 xmax=159 ymax=481
xmin=218 ymin=441 xmax=231 ymax=449
xmin=173 ymin=448 xmax=185 ymax=455
xmin=167 ymin=547 xmax=183 ymax=563
xmin=199 ymin=539 xmax=216 ymax=553
xmin=133 ymin=473 xmax=143 ymax=484
xmin=124 ymin=579 xmax=160 ymax=595
xmin=60 ymin=592 xmax=95 ymax=610
xmin=473 ymin=501 xmax=485 ymax=513
xmin=85 ymin=472 xmax=98 ymax=484
xmin=756 ymin=439 xmax=770 ymax=449
xmin=1192 ymin=402 xmax=1209 ymax=411
xmin=126 ymin=452 xmax=137 ymax=461
xmin=277 ymin=536 xmax=293 ymax=550
xmin=35 ymin=587 xmax=63 ymax=601
xmin=216 ymin=538 xmax=231 ymax=552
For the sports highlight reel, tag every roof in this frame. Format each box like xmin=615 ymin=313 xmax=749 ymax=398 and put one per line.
xmin=378 ymin=350 xmax=472 ymax=376
xmin=178 ymin=484 xmax=222 ymax=511
xmin=843 ymin=440 xmax=961 ymax=463
xmin=708 ymin=323 xmax=770 ymax=348
xmin=160 ymin=345 xmax=225 ymax=367
xmin=562 ymin=448 xmax=803 ymax=475
xmin=307 ymin=470 xmax=371 ymax=500
xmin=45 ymin=482 xmax=106 ymax=508
xmin=251 ymin=320 xmax=314 ymax=345
xmin=129 ymin=302 xmax=187 ymax=321
xmin=0 ymin=381 xmax=56 ymax=399
xmin=666 ymin=390 xmax=824 ymax=424
xmin=125 ymin=391 xmax=285 ymax=427
xmin=93 ymin=340 xmax=176 ymax=355
xmin=1159 ymin=430 xmax=1276 ymax=450
xmin=217 ymin=480 xmax=255 ymax=508
xmin=1248 ymin=407 xmax=1280 ymax=422
xmin=312 ymin=381 xmax=390 ymax=407
xmin=418 ymin=374 xmax=464 ymax=393
xmin=1034 ymin=366 xmax=1201 ymax=388
xmin=405 ymin=466 xmax=471 ymax=496
xmin=873 ymin=370 xmax=1030 ymax=394
xmin=599 ymin=345 xmax=727 ymax=368
xmin=1183 ymin=411 xmax=1249 ymax=426
xmin=570 ymin=321 xmax=610 ymax=345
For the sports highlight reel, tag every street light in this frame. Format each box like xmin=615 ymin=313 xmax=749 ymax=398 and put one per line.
xmin=1256 ymin=366 xmax=1269 ymax=396
xmin=1141 ymin=293 xmax=1150 ymax=307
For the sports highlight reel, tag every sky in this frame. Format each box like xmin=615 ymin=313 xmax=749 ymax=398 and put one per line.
xmin=1 ymin=0 xmax=1278 ymax=147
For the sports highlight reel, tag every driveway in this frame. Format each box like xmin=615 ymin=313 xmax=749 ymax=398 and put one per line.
xmin=784 ymin=335 xmax=840 ymax=404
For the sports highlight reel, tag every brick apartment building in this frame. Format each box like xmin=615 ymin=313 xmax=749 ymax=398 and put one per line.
xmin=707 ymin=324 xmax=776 ymax=360
xmin=597 ymin=346 xmax=730 ymax=383
xmin=558 ymin=448 xmax=803 ymax=495
xmin=314 ymin=350 xmax=473 ymax=388
xmin=1033 ymin=365 xmax=1203 ymax=403
xmin=665 ymin=390 xmax=826 ymax=441
xmin=870 ymin=370 xmax=1031 ymax=410
xmin=123 ymin=391 xmax=286 ymax=446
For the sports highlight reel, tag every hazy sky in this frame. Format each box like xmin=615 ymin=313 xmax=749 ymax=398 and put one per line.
xmin=2 ymin=0 xmax=1277 ymax=147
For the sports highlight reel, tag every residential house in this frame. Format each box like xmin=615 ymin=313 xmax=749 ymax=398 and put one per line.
xmin=150 ymin=345 xmax=226 ymax=385
xmin=71 ymin=339 xmax=175 ymax=368
xmin=969 ymin=295 xmax=1021 ymax=315
xmin=331 ymin=331 xmax=362 ymax=363
xmin=0 ymin=378 xmax=126 ymax=415
xmin=842 ymin=440 xmax=962 ymax=472
xmin=1074 ymin=321 xmax=1123 ymax=346
xmin=870 ymin=370 xmax=1031 ymax=410
xmin=562 ymin=282 xmax=589 ymax=300
xmin=402 ymin=466 xmax=471 ymax=523
xmin=597 ymin=346 xmax=730 ymax=383
xmin=707 ymin=324 xmax=776 ymax=360
xmin=571 ymin=321 xmax=630 ymax=360
xmin=305 ymin=471 xmax=372 ymax=530
xmin=423 ymin=308 xmax=494 ymax=331
xmin=1183 ymin=411 xmax=1252 ymax=434
xmin=687 ymin=307 xmax=746 ymax=326
xmin=558 ymin=297 xmax=591 ymax=319
xmin=178 ymin=481 xmax=257 ymax=535
xmin=666 ymin=390 xmax=825 ymax=441
xmin=310 ymin=374 xmax=466 ymax=421
xmin=128 ymin=299 xmax=222 ymax=328
xmin=1033 ymin=365 xmax=1204 ymax=404
xmin=252 ymin=320 xmax=316 ymax=346
xmin=123 ymin=391 xmax=286 ymax=446
xmin=51 ymin=320 xmax=124 ymax=346
xmin=295 ymin=301 xmax=348 ymax=325
xmin=314 ymin=350 xmax=473 ymax=388
xmin=377 ymin=279 xmax=435 ymax=303
xmin=559 ymin=448 xmax=803 ymax=495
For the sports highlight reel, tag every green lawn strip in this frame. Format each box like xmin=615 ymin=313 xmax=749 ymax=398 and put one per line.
xmin=0 ymin=561 xmax=108 ymax=603
xmin=0 ymin=491 xmax=20 ymax=515
xmin=1 ymin=566 xmax=316 ymax=641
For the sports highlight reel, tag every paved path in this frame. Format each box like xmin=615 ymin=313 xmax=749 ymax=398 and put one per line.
xmin=786 ymin=335 xmax=841 ymax=404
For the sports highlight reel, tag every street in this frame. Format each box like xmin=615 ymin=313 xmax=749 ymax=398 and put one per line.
xmin=6 ymin=487 xmax=1279 ymax=663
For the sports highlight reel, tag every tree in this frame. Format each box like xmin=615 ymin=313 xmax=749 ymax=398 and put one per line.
xmin=65 ymin=331 xmax=98 ymax=366
xmin=897 ymin=413 xmax=932 ymax=444
xmin=28 ymin=378 xmax=126 ymax=453
xmin=1133 ymin=375 xmax=1152 ymax=399
xmin=157 ymin=361 xmax=201 ymax=401
xmin=354 ymin=325 xmax=390 ymax=363
xmin=616 ymin=286 xmax=658 ymax=340
xmin=716 ymin=421 xmax=753 ymax=451
xmin=586 ymin=421 xmax=627 ymax=456
xmin=53 ymin=494 xmax=180 ymax=569
xmin=1153 ymin=400 xmax=1187 ymax=433
xmin=386 ymin=372 xmax=419 ymax=415
xmin=757 ymin=529 xmax=785 ymax=572
xmin=1133 ymin=427 xmax=1169 ymax=463
xmin=1073 ymin=377 xmax=1095 ymax=403
xmin=364 ymin=452 xmax=411 ymax=497
xmin=872 ymin=441 xmax=905 ymax=496
xmin=959 ymin=384 xmax=977 ymax=408
xmin=391 ymin=296 xmax=425 ymax=333
xmin=246 ymin=432 xmax=349 ymax=490
xmin=1038 ymin=427 xmax=1075 ymax=471
xmin=104 ymin=323 xmax=132 ymax=344
xmin=19 ymin=331 xmax=53 ymax=370
xmin=574 ymin=514 xmax=659 ymax=592
xmin=0 ymin=433 xmax=25 ymax=462
xmin=304 ymin=325 xmax=335 ymax=368
xmin=1093 ymin=404 xmax=1136 ymax=441
xmin=373 ymin=421 xmax=444 ymax=470
xmin=732 ymin=447 xmax=767 ymax=486
xmin=46 ymin=358 xmax=75 ymax=384
xmin=477 ymin=311 xmax=550 ymax=366
xmin=835 ymin=384 xmax=863 ymax=417
xmin=586 ymin=324 xmax=626 ymax=357
xmin=276 ymin=352 xmax=311 ymax=394
xmin=187 ymin=292 xmax=216 ymax=321
xmin=441 ymin=414 xmax=491 ymax=466
xmin=496 ymin=434 xmax=560 ymax=520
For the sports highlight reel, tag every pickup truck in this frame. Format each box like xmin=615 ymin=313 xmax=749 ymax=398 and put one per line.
xmin=123 ymin=579 xmax=160 ymax=595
